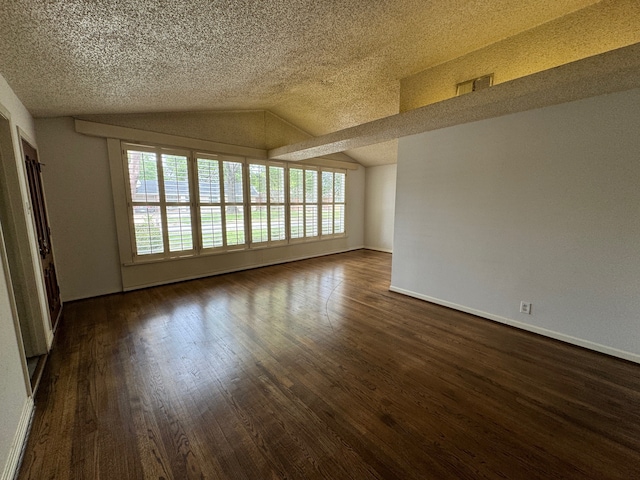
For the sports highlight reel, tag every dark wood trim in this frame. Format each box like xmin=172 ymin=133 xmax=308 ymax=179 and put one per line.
xmin=21 ymin=138 xmax=61 ymax=325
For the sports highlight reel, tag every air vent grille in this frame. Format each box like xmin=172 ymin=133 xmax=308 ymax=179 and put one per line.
xmin=456 ymin=74 xmax=494 ymax=96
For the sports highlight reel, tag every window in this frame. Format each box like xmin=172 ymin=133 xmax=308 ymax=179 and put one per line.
xmin=125 ymin=145 xmax=194 ymax=258
xmin=321 ymin=170 xmax=346 ymax=236
xmin=196 ymin=154 xmax=246 ymax=250
xmin=163 ymin=152 xmax=193 ymax=252
xmin=289 ymin=166 xmax=346 ymax=240
xmin=289 ymin=167 xmax=319 ymax=240
xmin=222 ymin=159 xmax=246 ymax=247
xmin=269 ymin=165 xmax=287 ymax=242
xmin=249 ymin=162 xmax=286 ymax=246
xmin=123 ymin=142 xmax=347 ymax=262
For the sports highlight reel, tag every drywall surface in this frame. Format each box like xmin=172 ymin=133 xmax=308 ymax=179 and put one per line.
xmin=346 ymin=140 xmax=399 ymax=167
xmin=35 ymin=117 xmax=122 ymax=301
xmin=392 ymin=88 xmax=640 ymax=360
xmin=365 ymin=164 xmax=396 ymax=252
xmin=401 ymin=0 xmax=640 ymax=111
xmin=347 ymin=165 xmax=366 ymax=249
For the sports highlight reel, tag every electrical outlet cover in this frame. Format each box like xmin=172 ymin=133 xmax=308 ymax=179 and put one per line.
xmin=520 ymin=302 xmax=531 ymax=314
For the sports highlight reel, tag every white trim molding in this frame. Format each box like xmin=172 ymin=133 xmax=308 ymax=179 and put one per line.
xmin=1 ymin=397 xmax=34 ymax=480
xmin=389 ymin=286 xmax=640 ymax=365
xmin=364 ymin=246 xmax=393 ymax=254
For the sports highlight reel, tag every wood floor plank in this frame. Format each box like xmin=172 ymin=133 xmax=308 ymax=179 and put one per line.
xmin=18 ymin=250 xmax=640 ymax=479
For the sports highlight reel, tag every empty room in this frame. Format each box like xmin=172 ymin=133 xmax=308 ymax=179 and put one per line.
xmin=1 ymin=0 xmax=639 ymax=478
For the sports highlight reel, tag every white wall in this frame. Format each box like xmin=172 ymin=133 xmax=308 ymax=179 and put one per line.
xmin=35 ymin=117 xmax=365 ymax=297
xmin=364 ymin=164 xmax=396 ymax=252
xmin=0 ymin=73 xmax=36 ymax=480
xmin=348 ymin=165 xmax=366 ymax=249
xmin=35 ymin=118 xmax=122 ymax=301
xmin=392 ymin=88 xmax=640 ymax=362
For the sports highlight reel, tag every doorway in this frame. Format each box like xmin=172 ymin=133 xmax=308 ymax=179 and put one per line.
xmin=0 ymin=107 xmax=54 ymax=391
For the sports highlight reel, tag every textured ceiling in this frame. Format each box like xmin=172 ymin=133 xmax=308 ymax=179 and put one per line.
xmin=269 ymin=43 xmax=640 ymax=160
xmin=0 ymin=0 xmax=599 ymax=166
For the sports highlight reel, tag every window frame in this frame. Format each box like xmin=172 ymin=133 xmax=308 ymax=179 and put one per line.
xmin=195 ymin=152 xmax=249 ymax=254
xmin=123 ymin=143 xmax=197 ymax=261
xmin=289 ymin=165 xmax=320 ymax=243
xmin=121 ymin=141 xmax=348 ymax=264
xmin=321 ymin=168 xmax=347 ymax=239
xmin=289 ymin=165 xmax=347 ymax=243
xmin=247 ymin=159 xmax=288 ymax=249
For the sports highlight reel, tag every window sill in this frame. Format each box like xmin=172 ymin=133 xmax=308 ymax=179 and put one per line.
xmin=122 ymin=234 xmax=348 ymax=267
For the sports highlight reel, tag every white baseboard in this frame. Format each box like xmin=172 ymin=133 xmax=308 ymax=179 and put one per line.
xmin=364 ymin=246 xmax=393 ymax=253
xmin=1 ymin=397 xmax=34 ymax=480
xmin=389 ymin=285 xmax=640 ymax=364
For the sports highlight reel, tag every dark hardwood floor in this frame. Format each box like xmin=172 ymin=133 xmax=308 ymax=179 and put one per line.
xmin=18 ymin=250 xmax=640 ymax=479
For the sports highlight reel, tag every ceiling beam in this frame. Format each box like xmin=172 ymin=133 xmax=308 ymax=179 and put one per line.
xmin=269 ymin=43 xmax=640 ymax=162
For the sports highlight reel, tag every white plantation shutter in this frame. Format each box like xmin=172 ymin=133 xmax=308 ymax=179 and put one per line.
xmin=305 ymin=170 xmax=318 ymax=238
xmin=250 ymin=164 xmax=268 ymax=243
xmin=269 ymin=166 xmax=286 ymax=242
xmin=127 ymin=148 xmax=166 ymax=256
xmin=320 ymin=169 xmax=346 ymax=237
xmin=125 ymin=146 xmax=195 ymax=258
xmin=289 ymin=168 xmax=304 ymax=239
xmin=197 ymin=155 xmax=247 ymax=249
xmin=197 ymin=156 xmax=224 ymax=249
xmin=289 ymin=167 xmax=320 ymax=240
xmin=248 ymin=162 xmax=287 ymax=245
xmin=122 ymin=142 xmax=347 ymax=262
xmin=334 ymin=172 xmax=346 ymax=234
xmin=322 ymin=171 xmax=334 ymax=235
xmin=222 ymin=160 xmax=245 ymax=247
xmin=162 ymin=153 xmax=193 ymax=252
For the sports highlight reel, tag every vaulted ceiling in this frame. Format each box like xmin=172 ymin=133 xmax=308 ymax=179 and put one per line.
xmin=0 ymin=0 xmax=612 ymax=166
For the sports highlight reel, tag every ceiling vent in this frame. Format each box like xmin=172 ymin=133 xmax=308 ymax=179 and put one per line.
xmin=456 ymin=74 xmax=494 ymax=96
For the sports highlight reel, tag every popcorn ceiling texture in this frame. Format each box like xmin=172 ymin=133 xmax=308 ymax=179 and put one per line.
xmin=0 ymin=0 xmax=599 ymax=169
xmin=400 ymin=0 xmax=640 ymax=111
xmin=269 ymin=44 xmax=640 ymax=161
xmin=345 ymin=140 xmax=399 ymax=168
xmin=4 ymin=0 xmax=637 ymax=166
